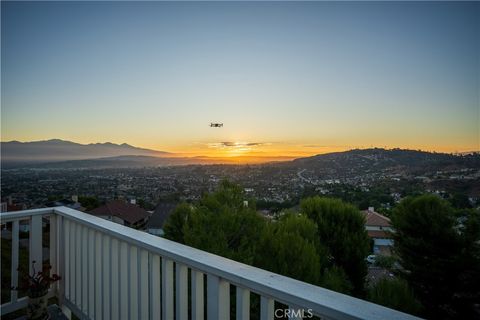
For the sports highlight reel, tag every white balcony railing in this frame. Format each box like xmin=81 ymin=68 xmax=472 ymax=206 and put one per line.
xmin=1 ymin=207 xmax=421 ymax=320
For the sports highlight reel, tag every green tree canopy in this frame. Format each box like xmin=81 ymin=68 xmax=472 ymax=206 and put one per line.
xmin=254 ymin=213 xmax=325 ymax=285
xmin=367 ymin=278 xmax=422 ymax=315
xmin=166 ymin=180 xmax=266 ymax=264
xmin=163 ymin=202 xmax=193 ymax=244
xmin=78 ymin=196 xmax=100 ymax=211
xmin=301 ymin=197 xmax=369 ymax=296
xmin=391 ymin=194 xmax=480 ymax=319
xmin=164 ymin=185 xmax=369 ymax=297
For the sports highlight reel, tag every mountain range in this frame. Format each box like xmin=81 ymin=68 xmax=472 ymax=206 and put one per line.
xmin=1 ymin=139 xmax=479 ymax=171
xmin=1 ymin=139 xmax=169 ymax=165
xmin=0 ymin=139 xmax=295 ymax=168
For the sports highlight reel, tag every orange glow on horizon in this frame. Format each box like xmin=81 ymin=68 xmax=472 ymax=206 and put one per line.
xmin=1 ymin=137 xmax=478 ymax=164
xmin=145 ymin=141 xmax=480 ymax=164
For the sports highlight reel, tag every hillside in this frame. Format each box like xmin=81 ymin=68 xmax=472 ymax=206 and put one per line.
xmin=286 ymin=148 xmax=480 ymax=180
xmin=1 ymin=139 xmax=169 ymax=166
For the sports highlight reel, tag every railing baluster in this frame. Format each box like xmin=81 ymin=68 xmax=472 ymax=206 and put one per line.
xmin=129 ymin=245 xmax=138 ymax=320
xmin=119 ymin=242 xmax=129 ymax=320
xmin=162 ymin=259 xmax=174 ymax=320
xmin=88 ymin=228 xmax=95 ymax=319
xmin=81 ymin=225 xmax=88 ymax=314
xmin=150 ymin=254 xmax=161 ymax=320
xmin=236 ymin=287 xmax=250 ymax=320
xmin=57 ymin=215 xmax=67 ymax=316
xmin=207 ymin=274 xmax=230 ymax=320
xmin=192 ymin=270 xmax=204 ymax=320
xmin=176 ymin=263 xmax=188 ymax=320
xmin=139 ymin=249 xmax=149 ymax=319
xmin=64 ymin=219 xmax=70 ymax=300
xmin=111 ymin=238 xmax=120 ymax=320
xmin=69 ymin=221 xmax=76 ymax=303
xmin=95 ymin=231 xmax=102 ymax=319
xmin=30 ymin=215 xmax=42 ymax=274
xmin=103 ymin=235 xmax=111 ymax=320
xmin=11 ymin=220 xmax=19 ymax=303
xmin=260 ymin=297 xmax=274 ymax=320
xmin=76 ymin=224 xmax=82 ymax=309
xmin=55 ymin=216 xmax=65 ymax=306
xmin=49 ymin=215 xmax=57 ymax=293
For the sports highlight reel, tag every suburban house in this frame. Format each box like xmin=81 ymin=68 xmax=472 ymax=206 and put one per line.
xmin=89 ymin=199 xmax=150 ymax=230
xmin=362 ymin=207 xmax=394 ymax=255
xmin=146 ymin=202 xmax=177 ymax=236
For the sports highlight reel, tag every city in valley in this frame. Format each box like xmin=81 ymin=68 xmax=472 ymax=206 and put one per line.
xmin=2 ymin=147 xmax=479 ymax=213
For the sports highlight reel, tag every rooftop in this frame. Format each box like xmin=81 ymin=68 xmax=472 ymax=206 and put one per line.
xmin=89 ymin=199 xmax=150 ymax=224
xmin=363 ymin=209 xmax=391 ymax=228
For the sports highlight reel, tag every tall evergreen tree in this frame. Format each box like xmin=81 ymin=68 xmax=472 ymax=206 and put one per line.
xmin=301 ymin=197 xmax=369 ymax=296
xmin=163 ymin=202 xmax=193 ymax=244
xmin=180 ymin=180 xmax=266 ymax=264
xmin=254 ymin=213 xmax=325 ymax=285
xmin=391 ymin=195 xmax=480 ymax=319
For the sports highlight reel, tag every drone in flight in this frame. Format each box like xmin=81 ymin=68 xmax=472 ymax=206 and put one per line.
xmin=210 ymin=123 xmax=223 ymax=128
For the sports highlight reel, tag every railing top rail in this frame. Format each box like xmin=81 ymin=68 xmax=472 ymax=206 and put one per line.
xmin=1 ymin=207 xmax=421 ymax=320
xmin=0 ymin=207 xmax=54 ymax=221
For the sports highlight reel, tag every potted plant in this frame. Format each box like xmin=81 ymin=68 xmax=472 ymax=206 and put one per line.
xmin=12 ymin=261 xmax=61 ymax=320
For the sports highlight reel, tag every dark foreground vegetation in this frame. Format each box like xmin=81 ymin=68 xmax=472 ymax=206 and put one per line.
xmin=164 ymin=181 xmax=480 ymax=319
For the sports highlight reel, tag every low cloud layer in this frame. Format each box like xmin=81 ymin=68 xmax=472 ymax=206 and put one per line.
xmin=208 ymin=141 xmax=266 ymax=148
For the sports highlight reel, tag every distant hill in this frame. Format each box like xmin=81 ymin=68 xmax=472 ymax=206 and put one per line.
xmin=1 ymin=139 xmax=170 ymax=166
xmin=2 ymin=142 xmax=478 ymax=172
xmin=286 ymin=148 xmax=480 ymax=178
xmin=19 ymin=155 xmax=211 ymax=169
xmin=2 ymin=154 xmax=297 ymax=169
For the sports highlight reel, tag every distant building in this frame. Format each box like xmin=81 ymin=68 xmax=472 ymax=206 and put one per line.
xmin=362 ymin=207 xmax=394 ymax=255
xmin=89 ymin=200 xmax=150 ymax=230
xmin=146 ymin=203 xmax=177 ymax=236
xmin=0 ymin=196 xmax=27 ymax=213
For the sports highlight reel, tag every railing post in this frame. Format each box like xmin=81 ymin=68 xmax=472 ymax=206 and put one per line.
xmin=63 ymin=219 xmax=70 ymax=301
xmin=81 ymin=225 xmax=88 ymax=315
xmin=139 ymin=249 xmax=149 ymax=319
xmin=236 ymin=287 xmax=250 ymax=320
xmin=75 ymin=224 xmax=82 ymax=309
xmin=29 ymin=215 xmax=42 ymax=274
xmin=192 ymin=270 xmax=204 ymax=320
xmin=119 ymin=242 xmax=129 ymax=320
xmin=129 ymin=245 xmax=138 ymax=320
xmin=176 ymin=263 xmax=188 ymax=320
xmin=111 ymin=238 xmax=120 ymax=320
xmin=49 ymin=215 xmax=57 ymax=293
xmin=88 ymin=228 xmax=95 ymax=319
xmin=56 ymin=214 xmax=63 ymax=297
xmin=260 ymin=296 xmax=274 ymax=320
xmin=69 ymin=221 xmax=76 ymax=303
xmin=11 ymin=220 xmax=19 ymax=303
xmin=207 ymin=275 xmax=229 ymax=320
xmin=102 ymin=235 xmax=111 ymax=320
xmin=57 ymin=214 xmax=71 ymax=319
xmin=150 ymin=254 xmax=161 ymax=320
xmin=162 ymin=259 xmax=174 ymax=320
xmin=94 ymin=231 xmax=102 ymax=319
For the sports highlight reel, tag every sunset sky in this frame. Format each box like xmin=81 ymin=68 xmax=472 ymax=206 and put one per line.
xmin=1 ymin=2 xmax=479 ymax=160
